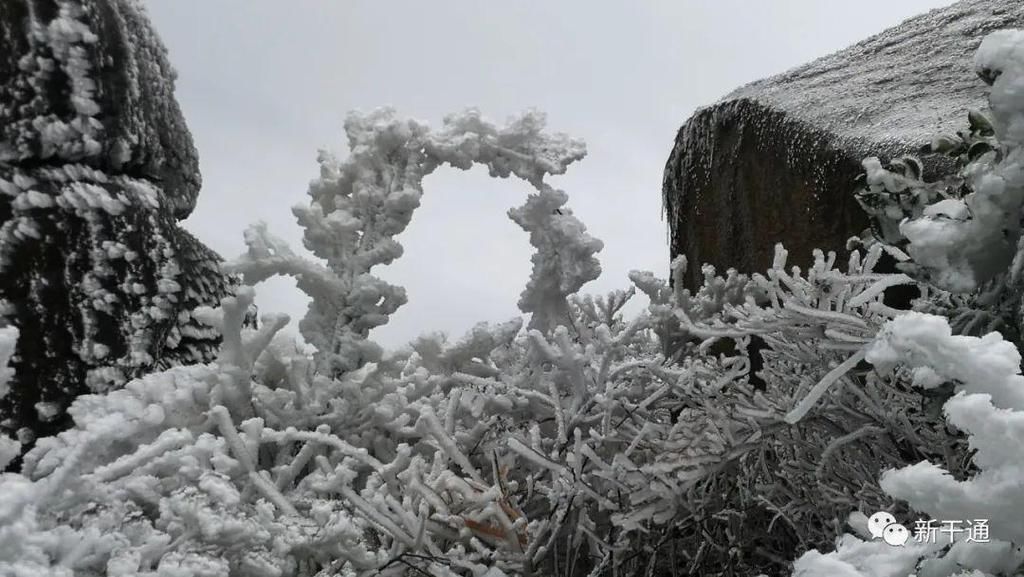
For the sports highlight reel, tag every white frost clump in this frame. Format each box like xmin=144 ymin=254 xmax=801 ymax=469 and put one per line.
xmin=868 ymin=312 xmax=1024 ymax=410
xmin=508 ymin=187 xmax=602 ymax=331
xmin=58 ymin=182 xmax=127 ymax=215
xmin=10 ymin=189 xmax=55 ymax=210
xmin=975 ymin=30 xmax=1024 ymax=145
xmin=32 ymin=403 xmax=60 ymax=423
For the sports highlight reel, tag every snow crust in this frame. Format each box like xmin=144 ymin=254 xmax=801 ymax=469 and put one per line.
xmin=725 ymin=0 xmax=1024 ymax=145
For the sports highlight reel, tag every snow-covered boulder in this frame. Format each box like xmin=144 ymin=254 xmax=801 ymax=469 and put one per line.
xmin=0 ymin=0 xmax=234 ymax=464
xmin=663 ymin=0 xmax=1024 ymax=289
xmin=0 ymin=0 xmax=200 ymax=216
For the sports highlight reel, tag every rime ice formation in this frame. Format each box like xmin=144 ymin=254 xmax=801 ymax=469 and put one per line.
xmin=663 ymin=0 xmax=1024 ymax=290
xmin=0 ymin=1 xmax=234 ymax=458
xmin=229 ymin=108 xmax=599 ymax=375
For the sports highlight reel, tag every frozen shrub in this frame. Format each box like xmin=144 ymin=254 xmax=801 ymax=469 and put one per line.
xmin=4 ymin=24 xmax=1024 ymax=577
xmin=794 ymin=29 xmax=1024 ymax=577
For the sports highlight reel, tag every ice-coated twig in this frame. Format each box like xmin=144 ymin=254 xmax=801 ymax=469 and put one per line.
xmin=418 ymin=407 xmax=485 ymax=485
xmin=785 ymin=350 xmax=868 ymax=424
xmin=815 ymin=424 xmax=885 ymax=480
xmin=339 ymin=485 xmax=417 ymax=547
xmin=93 ymin=428 xmax=193 ymax=482
xmin=274 ymin=425 xmax=328 ymax=490
xmin=210 ymin=405 xmax=297 ymax=515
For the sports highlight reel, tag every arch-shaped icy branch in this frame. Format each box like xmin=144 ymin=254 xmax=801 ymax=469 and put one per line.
xmin=228 ymin=108 xmax=601 ymax=375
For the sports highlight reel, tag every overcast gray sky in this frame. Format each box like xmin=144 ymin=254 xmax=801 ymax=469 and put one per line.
xmin=146 ymin=0 xmax=954 ymax=348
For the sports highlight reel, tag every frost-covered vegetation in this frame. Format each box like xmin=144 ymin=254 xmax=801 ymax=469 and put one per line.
xmin=0 ymin=0 xmax=235 ymax=453
xmin=4 ymin=26 xmax=1024 ymax=577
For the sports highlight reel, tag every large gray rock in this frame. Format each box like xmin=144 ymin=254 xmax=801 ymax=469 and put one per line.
xmin=663 ymin=0 xmax=1024 ymax=289
xmin=0 ymin=0 xmax=233 ymax=459
xmin=0 ymin=0 xmax=200 ymax=217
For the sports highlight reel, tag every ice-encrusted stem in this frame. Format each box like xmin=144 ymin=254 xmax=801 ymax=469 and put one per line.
xmin=210 ymin=405 xmax=297 ymax=516
xmin=784 ymin=349 xmax=866 ymax=424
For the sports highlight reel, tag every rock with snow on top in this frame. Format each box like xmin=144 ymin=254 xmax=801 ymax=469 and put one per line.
xmin=0 ymin=0 xmax=235 ymax=464
xmin=0 ymin=0 xmax=200 ymax=216
xmin=663 ymin=0 xmax=1024 ymax=290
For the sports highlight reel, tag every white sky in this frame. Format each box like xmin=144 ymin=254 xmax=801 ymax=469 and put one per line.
xmin=146 ymin=0 xmax=954 ymax=348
